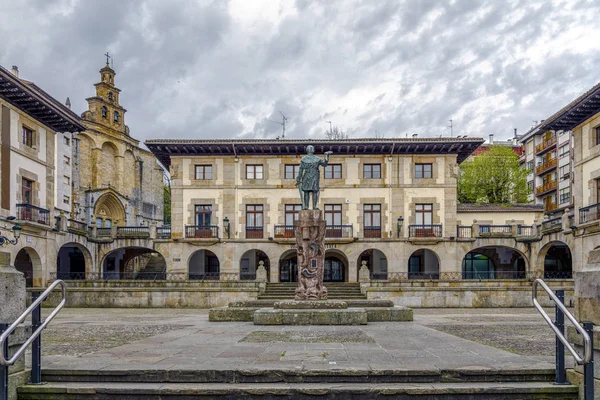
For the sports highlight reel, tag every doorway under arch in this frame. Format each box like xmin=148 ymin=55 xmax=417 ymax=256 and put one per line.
xmin=240 ymin=250 xmax=270 ymax=281
xmin=102 ymin=247 xmax=166 ymax=280
xmin=94 ymin=192 xmax=126 ymax=227
xmin=541 ymin=242 xmax=572 ymax=279
xmin=279 ymin=250 xmax=298 ymax=282
xmin=462 ymin=246 xmax=527 ymax=279
xmin=57 ymin=243 xmax=91 ymax=280
xmin=324 ymin=250 xmax=348 ymax=282
xmin=189 ymin=250 xmax=220 ymax=280
xmin=408 ymin=249 xmax=440 ymax=279
xmin=357 ymin=249 xmax=388 ymax=280
xmin=15 ymin=248 xmax=38 ymax=287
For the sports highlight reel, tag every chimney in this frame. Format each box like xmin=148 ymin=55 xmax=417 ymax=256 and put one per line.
xmin=65 ymin=97 xmax=71 ymax=109
xmin=412 ymin=133 xmax=418 ymax=138
xmin=514 ymin=128 xmax=517 ymax=138
xmin=489 ymin=134 xmax=494 ymax=144
xmin=11 ymin=65 xmax=19 ymax=78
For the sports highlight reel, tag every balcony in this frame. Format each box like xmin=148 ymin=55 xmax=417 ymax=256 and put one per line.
xmin=478 ymin=225 xmax=512 ymax=236
xmin=517 ymin=225 xmax=535 ymax=237
xmin=185 ymin=225 xmax=219 ymax=239
xmin=96 ymin=227 xmax=112 ymax=238
xmin=457 ymin=225 xmax=472 ymax=238
xmin=364 ymin=226 xmax=381 ymax=238
xmin=246 ymin=226 xmax=263 ymax=239
xmin=16 ymin=204 xmax=50 ymax=226
xmin=544 ymin=202 xmax=558 ymax=213
xmin=156 ymin=226 xmax=171 ymax=239
xmin=535 ymin=158 xmax=557 ymax=175
xmin=274 ymin=225 xmax=295 ymax=238
xmin=535 ymin=136 xmax=557 ymax=154
xmin=541 ymin=217 xmax=562 ymax=232
xmin=408 ymin=224 xmax=443 ymax=238
xmin=536 ymin=181 xmax=557 ymax=196
xmin=117 ymin=226 xmax=150 ymax=238
xmin=580 ymin=202 xmax=600 ymax=224
xmin=67 ymin=219 xmax=88 ymax=234
xmin=325 ymin=225 xmax=353 ymax=238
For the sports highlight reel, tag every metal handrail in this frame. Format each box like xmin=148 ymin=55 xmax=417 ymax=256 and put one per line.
xmin=532 ymin=278 xmax=591 ymax=365
xmin=0 ymin=280 xmax=66 ymax=366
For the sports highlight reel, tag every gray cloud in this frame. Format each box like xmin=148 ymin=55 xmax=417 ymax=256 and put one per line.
xmin=1 ymin=0 xmax=599 ymax=144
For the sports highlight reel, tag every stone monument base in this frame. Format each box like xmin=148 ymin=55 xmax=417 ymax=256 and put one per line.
xmin=209 ymin=299 xmax=413 ymax=325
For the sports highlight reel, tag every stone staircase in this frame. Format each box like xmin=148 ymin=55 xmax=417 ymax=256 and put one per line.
xmin=17 ymin=367 xmax=579 ymax=399
xmin=258 ymin=282 xmax=367 ymax=300
xmin=134 ymin=253 xmax=166 ymax=280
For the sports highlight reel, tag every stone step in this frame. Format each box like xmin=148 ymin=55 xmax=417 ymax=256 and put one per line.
xmin=17 ymin=381 xmax=579 ymax=399
xmin=38 ymin=367 xmax=557 ymax=384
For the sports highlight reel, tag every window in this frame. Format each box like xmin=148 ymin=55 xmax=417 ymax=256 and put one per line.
xmin=246 ymin=205 xmax=264 ymax=238
xmin=597 ymin=178 xmax=600 ymax=202
xmin=195 ymin=205 xmax=212 ymax=226
xmin=194 ymin=165 xmax=212 ymax=180
xmin=22 ymin=126 xmax=34 ymax=147
xmin=63 ymin=136 xmax=70 ymax=146
xmin=363 ymin=204 xmax=381 ymax=238
xmin=527 ymin=181 xmax=533 ymax=191
xmin=363 ymin=164 xmax=381 ymax=179
xmin=63 ymin=175 xmax=70 ymax=185
xmin=108 ymin=92 xmax=113 ymax=101
xmin=63 ymin=195 xmax=70 ymax=205
xmin=325 ymin=204 xmax=342 ymax=226
xmin=526 ymin=160 xmax=534 ymax=172
xmin=415 ymin=163 xmax=432 ymax=179
xmin=559 ymin=188 xmax=570 ymax=204
xmin=415 ymin=204 xmax=433 ymax=225
xmin=64 ymin=156 xmax=70 ymax=166
xmin=22 ymin=178 xmax=33 ymax=204
xmin=113 ymin=111 xmax=119 ymax=122
xmin=596 ymin=127 xmax=600 ymax=146
xmin=246 ymin=165 xmax=264 ymax=180
xmin=285 ymin=204 xmax=301 ymax=226
xmin=284 ymin=164 xmax=300 ymax=179
xmin=324 ymin=164 xmax=342 ymax=179
xmin=559 ymin=165 xmax=569 ymax=180
xmin=101 ymin=106 xmax=107 ymax=118
xmin=559 ymin=145 xmax=569 ymax=158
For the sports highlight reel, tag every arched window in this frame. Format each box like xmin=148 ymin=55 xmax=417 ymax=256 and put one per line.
xmin=113 ymin=111 xmax=119 ymax=122
xmin=101 ymin=106 xmax=107 ymax=118
xmin=108 ymin=92 xmax=113 ymax=101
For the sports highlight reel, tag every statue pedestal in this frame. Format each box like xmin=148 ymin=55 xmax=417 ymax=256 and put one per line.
xmin=294 ymin=210 xmax=327 ymax=300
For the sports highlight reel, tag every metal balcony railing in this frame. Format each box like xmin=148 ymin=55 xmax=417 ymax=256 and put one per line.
xmin=408 ymin=224 xmax=443 ymax=238
xmin=274 ymin=225 xmax=295 ymax=238
xmin=96 ymin=228 xmax=112 ymax=237
xmin=117 ymin=226 xmax=150 ymax=238
xmin=408 ymin=271 xmax=440 ymax=279
xmin=185 ymin=225 xmax=219 ymax=238
xmin=16 ymin=203 xmax=50 ymax=225
xmin=535 ymin=136 xmax=557 ymax=154
xmin=456 ymin=225 xmax=472 ymax=238
xmin=517 ymin=225 xmax=535 ymax=237
xmin=189 ymin=272 xmax=220 ymax=280
xmin=156 ymin=226 xmax=171 ymax=239
xmin=246 ymin=226 xmax=264 ymax=239
xmin=535 ymin=158 xmax=557 ymax=175
xmin=580 ymin=202 xmax=600 ymax=224
xmin=363 ymin=226 xmax=381 ymax=238
xmin=325 ymin=224 xmax=353 ymax=238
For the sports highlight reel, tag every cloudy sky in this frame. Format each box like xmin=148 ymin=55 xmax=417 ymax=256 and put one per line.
xmin=1 ymin=0 xmax=600 ymax=144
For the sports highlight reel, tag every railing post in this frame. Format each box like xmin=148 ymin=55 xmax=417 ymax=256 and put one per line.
xmin=554 ymin=289 xmax=567 ymax=385
xmin=583 ymin=321 xmax=594 ymax=400
xmin=0 ymin=323 xmax=8 ymax=400
xmin=30 ymin=291 xmax=42 ymax=385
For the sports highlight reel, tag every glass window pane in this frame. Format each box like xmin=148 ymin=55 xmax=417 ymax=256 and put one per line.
xmin=206 ymin=166 xmax=212 ymax=180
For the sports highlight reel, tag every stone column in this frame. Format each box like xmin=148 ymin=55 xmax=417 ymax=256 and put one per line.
xmin=568 ymin=247 xmax=600 ymax=390
xmin=295 ymin=210 xmax=327 ymax=300
xmin=0 ymin=251 xmax=30 ymax=400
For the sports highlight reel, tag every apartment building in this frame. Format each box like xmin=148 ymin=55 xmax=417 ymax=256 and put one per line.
xmin=518 ymin=124 xmax=574 ymax=215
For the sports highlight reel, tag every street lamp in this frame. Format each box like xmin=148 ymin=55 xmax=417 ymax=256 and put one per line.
xmin=0 ymin=218 xmax=22 ymax=246
xmin=397 ymin=216 xmax=404 ymax=238
xmin=223 ymin=217 xmax=230 ymax=239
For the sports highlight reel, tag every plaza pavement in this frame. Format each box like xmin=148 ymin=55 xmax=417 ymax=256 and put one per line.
xmin=33 ymin=308 xmax=567 ymax=374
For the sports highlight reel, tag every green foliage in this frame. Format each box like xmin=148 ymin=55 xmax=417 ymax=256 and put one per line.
xmin=458 ymin=145 xmax=529 ymax=204
xmin=163 ymin=184 xmax=171 ymax=225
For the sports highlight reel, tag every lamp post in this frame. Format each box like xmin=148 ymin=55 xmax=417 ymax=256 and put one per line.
xmin=223 ymin=217 xmax=230 ymax=239
xmin=397 ymin=216 xmax=404 ymax=238
xmin=0 ymin=217 xmax=22 ymax=246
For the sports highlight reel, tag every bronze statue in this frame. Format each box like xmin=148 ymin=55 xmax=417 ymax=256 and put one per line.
xmin=296 ymin=145 xmax=333 ymax=210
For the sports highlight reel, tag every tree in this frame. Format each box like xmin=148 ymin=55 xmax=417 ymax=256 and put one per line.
xmin=324 ymin=126 xmax=349 ymax=140
xmin=163 ymin=172 xmax=171 ymax=225
xmin=458 ymin=145 xmax=529 ymax=204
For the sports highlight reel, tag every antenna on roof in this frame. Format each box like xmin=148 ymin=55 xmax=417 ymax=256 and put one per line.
xmin=268 ymin=111 xmax=288 ymax=139
xmin=448 ymin=119 xmax=453 ymax=137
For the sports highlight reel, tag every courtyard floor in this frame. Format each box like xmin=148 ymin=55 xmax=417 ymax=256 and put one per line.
xmin=31 ymin=307 xmax=568 ymax=373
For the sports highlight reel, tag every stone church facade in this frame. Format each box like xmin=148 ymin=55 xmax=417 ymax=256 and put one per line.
xmin=76 ymin=62 xmax=164 ymax=228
